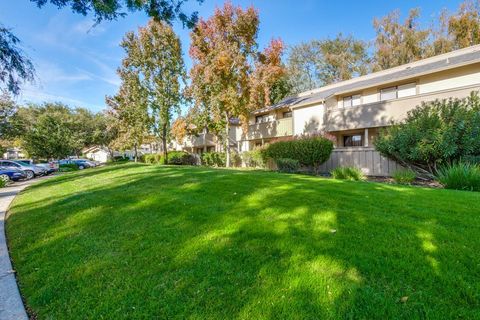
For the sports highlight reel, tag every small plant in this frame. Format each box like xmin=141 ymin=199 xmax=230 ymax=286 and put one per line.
xmin=331 ymin=166 xmax=365 ymax=181
xmin=436 ymin=162 xmax=480 ymax=192
xmin=276 ymin=158 xmax=300 ymax=173
xmin=0 ymin=177 xmax=7 ymax=188
xmin=392 ymin=169 xmax=416 ymax=185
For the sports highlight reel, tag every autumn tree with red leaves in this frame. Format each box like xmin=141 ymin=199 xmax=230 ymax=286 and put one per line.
xmin=188 ymin=2 xmax=286 ymax=167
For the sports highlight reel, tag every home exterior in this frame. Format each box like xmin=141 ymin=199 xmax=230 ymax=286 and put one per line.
xmin=171 ymin=120 xmax=243 ymax=155
xmin=237 ymin=45 xmax=480 ymax=175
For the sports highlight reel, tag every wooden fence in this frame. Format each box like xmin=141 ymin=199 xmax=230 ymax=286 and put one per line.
xmin=318 ymin=147 xmax=402 ymax=176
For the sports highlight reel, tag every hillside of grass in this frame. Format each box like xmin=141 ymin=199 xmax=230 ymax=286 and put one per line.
xmin=6 ymin=163 xmax=480 ymax=319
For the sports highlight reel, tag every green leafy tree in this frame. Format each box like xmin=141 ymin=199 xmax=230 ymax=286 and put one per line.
xmin=373 ymin=8 xmax=430 ymax=70
xmin=120 ymin=19 xmax=186 ymax=162
xmin=13 ymin=103 xmax=80 ymax=159
xmin=0 ymin=90 xmax=17 ymax=139
xmin=0 ymin=25 xmax=35 ymax=95
xmin=30 ymin=0 xmax=203 ymax=27
xmin=375 ymin=92 xmax=480 ymax=178
xmin=286 ymin=34 xmax=370 ymax=94
xmin=106 ymin=69 xmax=150 ymax=162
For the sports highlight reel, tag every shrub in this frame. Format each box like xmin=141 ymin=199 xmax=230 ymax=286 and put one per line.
xmin=392 ymin=169 xmax=416 ymax=185
xmin=113 ymin=155 xmax=128 ymax=162
xmin=264 ymin=135 xmax=333 ymax=173
xmin=276 ymin=158 xmax=300 ymax=173
xmin=242 ymin=148 xmax=266 ymax=168
xmin=201 ymin=152 xmax=226 ymax=167
xmin=375 ymin=92 xmax=480 ymax=178
xmin=59 ymin=163 xmax=79 ymax=172
xmin=0 ymin=178 xmax=6 ymax=188
xmin=331 ymin=167 xmax=365 ymax=181
xmin=166 ymin=151 xmax=197 ymax=166
xmin=436 ymin=162 xmax=480 ymax=192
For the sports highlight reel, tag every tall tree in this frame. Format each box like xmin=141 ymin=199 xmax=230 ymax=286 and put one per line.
xmin=0 ymin=25 xmax=35 ymax=95
xmin=448 ymin=0 xmax=480 ymax=49
xmin=317 ymin=34 xmax=370 ymax=85
xmin=286 ymin=42 xmax=323 ymax=94
xmin=189 ymin=3 xmax=286 ymax=166
xmin=373 ymin=8 xmax=430 ymax=71
xmin=120 ymin=19 xmax=186 ymax=162
xmin=286 ymin=34 xmax=370 ymax=94
xmin=106 ymin=70 xmax=150 ymax=162
xmin=31 ymin=0 xmax=203 ymax=27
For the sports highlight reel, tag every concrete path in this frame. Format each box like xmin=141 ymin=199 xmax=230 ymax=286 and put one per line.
xmin=0 ymin=177 xmax=51 ymax=320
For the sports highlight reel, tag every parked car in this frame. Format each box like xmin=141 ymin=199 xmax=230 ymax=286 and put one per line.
xmin=59 ymin=159 xmax=91 ymax=170
xmin=15 ymin=159 xmax=57 ymax=175
xmin=0 ymin=167 xmax=27 ymax=182
xmin=35 ymin=162 xmax=59 ymax=174
xmin=0 ymin=160 xmax=47 ymax=179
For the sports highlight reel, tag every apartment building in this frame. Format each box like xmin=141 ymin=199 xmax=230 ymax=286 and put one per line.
xmin=240 ymin=45 xmax=480 ymax=153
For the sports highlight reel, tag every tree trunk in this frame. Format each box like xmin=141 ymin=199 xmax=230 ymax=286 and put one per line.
xmin=203 ymin=128 xmax=207 ymax=153
xmin=225 ymin=114 xmax=231 ymax=167
xmin=134 ymin=142 xmax=138 ymax=163
xmin=162 ymin=124 xmax=168 ymax=164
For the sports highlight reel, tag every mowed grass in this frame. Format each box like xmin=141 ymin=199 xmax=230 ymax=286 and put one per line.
xmin=6 ymin=163 xmax=480 ymax=319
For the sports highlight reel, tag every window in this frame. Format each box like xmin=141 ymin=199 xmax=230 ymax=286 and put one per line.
xmin=255 ymin=114 xmax=270 ymax=123
xmin=282 ymin=111 xmax=292 ymax=118
xmin=397 ymin=83 xmax=416 ymax=98
xmin=342 ymin=94 xmax=361 ymax=108
xmin=380 ymin=87 xmax=397 ymax=101
xmin=380 ymin=83 xmax=416 ymax=101
xmin=343 ymin=134 xmax=363 ymax=147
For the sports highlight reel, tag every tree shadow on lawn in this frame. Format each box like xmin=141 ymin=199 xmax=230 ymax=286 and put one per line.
xmin=6 ymin=166 xmax=480 ymax=319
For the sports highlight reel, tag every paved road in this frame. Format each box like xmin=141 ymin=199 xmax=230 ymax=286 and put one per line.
xmin=0 ymin=177 xmax=52 ymax=320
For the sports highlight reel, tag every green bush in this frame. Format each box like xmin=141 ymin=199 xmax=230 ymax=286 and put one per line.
xmin=0 ymin=178 xmax=6 ymax=188
xmin=276 ymin=158 xmax=300 ymax=173
xmin=59 ymin=163 xmax=79 ymax=172
xmin=375 ymin=92 xmax=480 ymax=177
xmin=392 ymin=169 xmax=416 ymax=185
xmin=331 ymin=167 xmax=365 ymax=181
xmin=242 ymin=148 xmax=266 ymax=168
xmin=113 ymin=155 xmax=129 ymax=162
xmin=264 ymin=135 xmax=333 ymax=173
xmin=436 ymin=162 xmax=480 ymax=192
xmin=201 ymin=152 xmax=226 ymax=167
xmin=167 ymin=151 xmax=197 ymax=166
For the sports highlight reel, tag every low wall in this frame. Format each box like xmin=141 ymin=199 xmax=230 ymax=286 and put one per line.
xmin=318 ymin=147 xmax=402 ymax=177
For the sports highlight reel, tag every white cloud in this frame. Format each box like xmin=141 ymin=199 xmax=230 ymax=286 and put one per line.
xmin=19 ymin=87 xmax=105 ymax=111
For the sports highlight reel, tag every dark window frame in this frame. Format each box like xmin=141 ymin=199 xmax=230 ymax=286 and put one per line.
xmin=343 ymin=134 xmax=364 ymax=147
xmin=282 ymin=111 xmax=292 ymax=118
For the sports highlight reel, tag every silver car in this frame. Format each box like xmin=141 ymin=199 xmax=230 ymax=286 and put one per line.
xmin=0 ymin=160 xmax=47 ymax=179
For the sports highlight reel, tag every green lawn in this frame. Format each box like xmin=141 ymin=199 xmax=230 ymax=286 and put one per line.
xmin=6 ymin=164 xmax=480 ymax=319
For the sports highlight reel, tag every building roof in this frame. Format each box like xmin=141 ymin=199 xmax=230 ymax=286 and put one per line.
xmin=253 ymin=44 xmax=480 ymax=114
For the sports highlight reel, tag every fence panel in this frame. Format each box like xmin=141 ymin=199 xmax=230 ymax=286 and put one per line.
xmin=320 ymin=147 xmax=402 ymax=176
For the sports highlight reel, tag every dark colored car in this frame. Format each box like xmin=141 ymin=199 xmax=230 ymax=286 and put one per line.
xmin=0 ymin=167 xmax=27 ymax=182
xmin=59 ymin=159 xmax=91 ymax=170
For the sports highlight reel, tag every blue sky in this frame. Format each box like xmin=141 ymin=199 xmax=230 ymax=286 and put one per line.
xmin=0 ymin=0 xmax=467 ymax=112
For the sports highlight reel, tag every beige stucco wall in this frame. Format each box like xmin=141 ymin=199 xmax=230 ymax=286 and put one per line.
xmin=293 ymin=104 xmax=324 ymax=135
xmin=418 ymin=63 xmax=480 ymax=94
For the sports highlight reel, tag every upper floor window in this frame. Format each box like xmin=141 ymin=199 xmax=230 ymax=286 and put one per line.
xmin=380 ymin=87 xmax=397 ymax=101
xmin=282 ymin=111 xmax=292 ymax=118
xmin=343 ymin=94 xmax=361 ymax=108
xmin=255 ymin=114 xmax=270 ymax=123
xmin=380 ymin=83 xmax=416 ymax=101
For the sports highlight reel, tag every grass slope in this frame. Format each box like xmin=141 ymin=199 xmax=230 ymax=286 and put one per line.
xmin=6 ymin=164 xmax=480 ymax=319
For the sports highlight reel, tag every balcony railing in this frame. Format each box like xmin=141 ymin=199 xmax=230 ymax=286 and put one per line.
xmin=247 ymin=118 xmax=293 ymax=140
xmin=324 ymin=85 xmax=480 ymax=132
